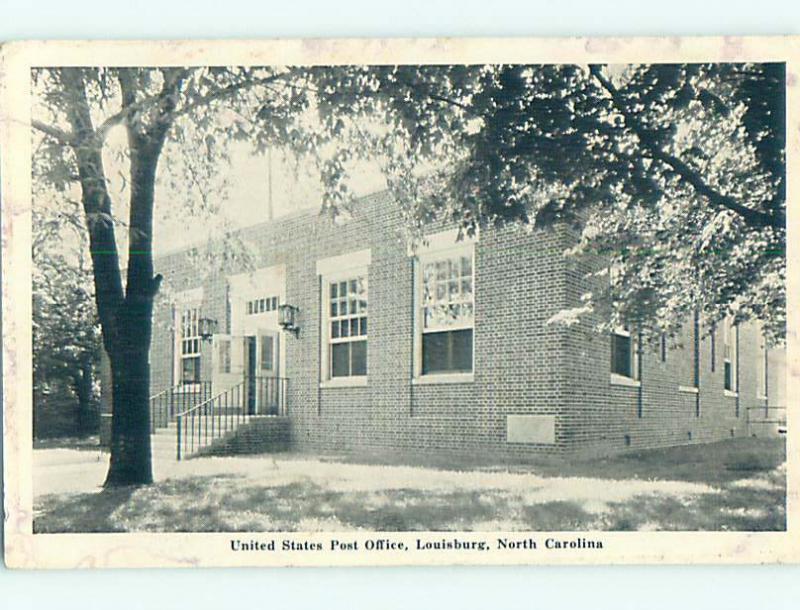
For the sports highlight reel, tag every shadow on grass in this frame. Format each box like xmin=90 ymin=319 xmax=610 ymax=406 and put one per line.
xmin=34 ymin=486 xmax=136 ymax=533
xmin=324 ymin=437 xmax=786 ymax=486
xmin=34 ymin=438 xmax=787 ymax=533
xmin=33 ymin=435 xmax=105 ymax=452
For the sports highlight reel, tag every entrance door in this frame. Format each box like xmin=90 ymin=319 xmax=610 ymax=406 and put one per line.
xmin=245 ymin=336 xmax=257 ymax=415
xmin=257 ymin=331 xmax=281 ymax=415
xmin=211 ymin=334 xmax=243 ymax=397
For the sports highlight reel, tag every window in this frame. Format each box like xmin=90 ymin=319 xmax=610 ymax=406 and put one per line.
xmin=757 ymin=338 xmax=768 ymax=399
xmin=218 ymin=337 xmax=231 ymax=374
xmin=180 ymin=307 xmax=202 ymax=384
xmin=611 ymin=326 xmax=639 ymax=381
xmin=261 ymin=335 xmax=275 ymax=372
xmin=710 ymin=324 xmax=716 ymax=372
xmin=420 ymin=249 xmax=474 ymax=375
xmin=328 ymin=277 xmax=368 ymax=378
xmin=660 ymin=333 xmax=667 ymax=363
xmin=723 ymin=318 xmax=738 ymax=393
xmin=246 ymin=295 xmax=278 ymax=315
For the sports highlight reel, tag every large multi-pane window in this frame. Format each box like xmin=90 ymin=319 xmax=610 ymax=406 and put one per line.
xmin=420 ymin=249 xmax=474 ymax=374
xmin=180 ymin=307 xmax=201 ymax=384
xmin=723 ymin=318 xmax=738 ymax=392
xmin=328 ymin=276 xmax=368 ymax=378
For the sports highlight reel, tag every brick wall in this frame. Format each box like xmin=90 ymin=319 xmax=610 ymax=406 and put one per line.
xmin=148 ymin=190 xmax=783 ymax=461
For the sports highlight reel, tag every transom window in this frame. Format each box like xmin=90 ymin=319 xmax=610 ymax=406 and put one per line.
xmin=420 ymin=249 xmax=474 ymax=375
xmin=246 ymin=296 xmax=278 ymax=315
xmin=180 ymin=307 xmax=201 ymax=384
xmin=328 ymin=277 xmax=368 ymax=377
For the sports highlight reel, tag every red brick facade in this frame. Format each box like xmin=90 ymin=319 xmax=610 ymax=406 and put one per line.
xmin=143 ymin=190 xmax=785 ymax=461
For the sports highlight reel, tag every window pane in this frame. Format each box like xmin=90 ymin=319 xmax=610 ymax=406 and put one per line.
xmin=330 ymin=301 xmax=338 ymax=317
xmin=219 ymin=340 xmax=231 ymax=374
xmin=340 ymin=299 xmax=348 ymax=315
xmin=261 ymin=336 xmax=274 ymax=371
xmin=331 ymin=343 xmax=349 ymax=377
xmin=422 ymin=329 xmax=473 ymax=374
xmin=611 ymin=334 xmax=632 ymax=377
xmin=359 ymin=317 xmax=367 ymax=336
xmin=182 ymin=357 xmax=200 ymax=383
xmin=350 ymin=318 xmax=359 ymax=337
xmin=271 ymin=296 xmax=278 ymax=310
xmin=339 ymin=281 xmax=347 ymax=297
xmin=330 ymin=282 xmax=338 ymax=298
xmin=351 ymin=340 xmax=367 ymax=376
xmin=724 ymin=362 xmax=733 ymax=391
xmin=451 ymin=329 xmax=473 ymax=372
xmin=461 ymin=255 xmax=472 ymax=276
xmin=340 ymin=320 xmax=349 ymax=337
xmin=331 ymin=321 xmax=340 ymax=339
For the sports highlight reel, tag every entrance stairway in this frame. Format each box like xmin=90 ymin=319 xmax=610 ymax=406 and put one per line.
xmin=149 ymin=377 xmax=289 ymax=460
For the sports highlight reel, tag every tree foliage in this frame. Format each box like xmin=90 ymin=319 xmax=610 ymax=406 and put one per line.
xmin=311 ymin=63 xmax=785 ymax=343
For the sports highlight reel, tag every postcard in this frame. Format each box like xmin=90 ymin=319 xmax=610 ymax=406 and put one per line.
xmin=2 ymin=36 xmax=798 ymax=568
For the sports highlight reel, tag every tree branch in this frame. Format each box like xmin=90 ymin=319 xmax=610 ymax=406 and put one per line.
xmin=31 ymin=119 xmax=74 ymax=144
xmin=589 ymin=64 xmax=785 ymax=230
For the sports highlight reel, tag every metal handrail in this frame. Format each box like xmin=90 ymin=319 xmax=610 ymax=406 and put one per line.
xmin=149 ymin=381 xmax=213 ymax=433
xmin=175 ymin=376 xmax=289 ymax=460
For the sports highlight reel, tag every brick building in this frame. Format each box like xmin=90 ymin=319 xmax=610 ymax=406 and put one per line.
xmin=112 ymin=190 xmax=785 ymax=461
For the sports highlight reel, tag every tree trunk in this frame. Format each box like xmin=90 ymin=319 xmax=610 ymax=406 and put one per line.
xmin=105 ymin=343 xmax=153 ymax=486
xmin=58 ymin=67 xmax=180 ymax=487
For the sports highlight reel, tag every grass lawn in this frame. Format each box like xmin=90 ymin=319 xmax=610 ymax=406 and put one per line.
xmin=33 ymin=437 xmax=786 ymax=533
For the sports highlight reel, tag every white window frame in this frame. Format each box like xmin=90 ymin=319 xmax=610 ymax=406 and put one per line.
xmin=610 ymin=326 xmax=640 ymax=387
xmin=722 ymin=318 xmax=739 ymax=397
xmin=412 ymin=229 xmax=476 ymax=384
xmin=317 ymin=250 xmax=371 ymax=388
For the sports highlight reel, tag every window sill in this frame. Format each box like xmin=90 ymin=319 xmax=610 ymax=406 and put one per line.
xmin=320 ymin=377 xmax=368 ymax=389
xmin=610 ymin=373 xmax=640 ymax=388
xmin=413 ymin=373 xmax=474 ymax=385
xmin=678 ymin=385 xmax=699 ymax=394
xmin=724 ymin=390 xmax=739 ymax=398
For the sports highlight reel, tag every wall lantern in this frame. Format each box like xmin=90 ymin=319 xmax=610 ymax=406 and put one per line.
xmin=278 ymin=304 xmax=300 ymax=337
xmin=198 ymin=316 xmax=218 ymax=341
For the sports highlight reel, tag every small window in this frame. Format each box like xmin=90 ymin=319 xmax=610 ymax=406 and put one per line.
xmin=611 ymin=331 xmax=633 ymax=377
xmin=611 ymin=327 xmax=638 ymax=380
xmin=723 ymin=318 xmax=738 ymax=392
xmin=261 ymin=336 xmax=274 ymax=372
xmin=218 ymin=338 xmax=231 ymax=374
xmin=660 ymin=333 xmax=667 ymax=363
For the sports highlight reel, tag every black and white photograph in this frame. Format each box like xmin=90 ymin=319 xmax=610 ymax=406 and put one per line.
xmin=1 ymin=36 xmax=797 ymax=568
